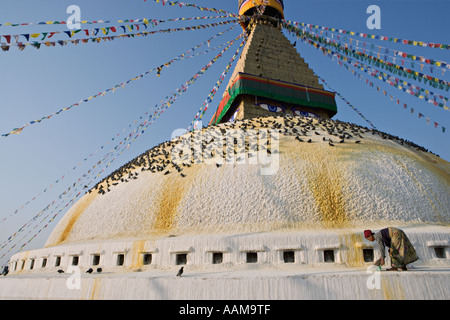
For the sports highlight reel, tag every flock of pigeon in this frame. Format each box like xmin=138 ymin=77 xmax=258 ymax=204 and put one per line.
xmin=0 ymin=263 xmax=186 ymax=277
xmin=90 ymin=115 xmax=435 ymax=196
xmin=56 ymin=267 xmax=102 ymax=274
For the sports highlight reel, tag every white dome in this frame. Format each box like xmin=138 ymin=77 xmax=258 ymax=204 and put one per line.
xmin=44 ymin=115 xmax=449 ymax=248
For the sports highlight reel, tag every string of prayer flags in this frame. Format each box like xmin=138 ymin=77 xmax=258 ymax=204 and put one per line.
xmin=148 ymin=0 xmax=239 ymax=18
xmin=317 ymin=75 xmax=376 ymax=129
xmin=0 ymin=15 xmax=233 ymax=28
xmin=0 ymin=15 xmax=236 ymax=44
xmin=314 ymin=31 xmax=450 ymax=71
xmin=1 ymin=19 xmax=238 ymax=52
xmin=299 ymin=34 xmax=446 ymax=133
xmin=251 ymin=0 xmax=269 ymax=17
xmin=283 ymin=24 xmax=450 ymax=114
xmin=303 ymin=29 xmax=450 ymax=106
xmin=282 ymin=19 xmax=450 ymax=50
xmin=0 ymin=20 xmax=108 ymax=27
xmin=326 ymin=42 xmax=449 ymax=110
xmin=0 ymin=23 xmax=239 ymax=138
xmin=188 ymin=35 xmax=246 ymax=131
xmin=282 ymin=23 xmax=450 ymax=91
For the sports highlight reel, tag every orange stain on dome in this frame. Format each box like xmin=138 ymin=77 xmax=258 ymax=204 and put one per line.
xmin=152 ymin=167 xmax=198 ymax=234
xmin=54 ymin=191 xmax=98 ymax=245
xmin=294 ymin=141 xmax=351 ymax=229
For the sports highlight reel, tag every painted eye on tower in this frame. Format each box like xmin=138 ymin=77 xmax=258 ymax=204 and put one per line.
xmin=294 ymin=110 xmax=319 ymax=118
xmin=257 ymin=103 xmax=285 ymax=113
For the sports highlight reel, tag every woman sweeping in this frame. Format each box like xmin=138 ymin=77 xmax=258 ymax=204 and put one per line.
xmin=364 ymin=228 xmax=419 ymax=271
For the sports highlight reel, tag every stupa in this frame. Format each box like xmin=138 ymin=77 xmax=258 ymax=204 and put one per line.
xmin=0 ymin=0 xmax=449 ymax=300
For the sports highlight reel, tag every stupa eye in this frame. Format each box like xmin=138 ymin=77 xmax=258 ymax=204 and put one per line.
xmin=294 ymin=110 xmax=307 ymax=116
xmin=294 ymin=110 xmax=318 ymax=118
xmin=258 ymin=103 xmax=285 ymax=113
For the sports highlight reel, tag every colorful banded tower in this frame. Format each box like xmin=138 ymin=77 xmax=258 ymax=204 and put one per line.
xmin=210 ymin=0 xmax=338 ymax=124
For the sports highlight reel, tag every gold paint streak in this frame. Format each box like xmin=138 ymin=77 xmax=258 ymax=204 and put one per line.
xmin=283 ymin=136 xmax=351 ymax=229
xmin=299 ymin=144 xmax=350 ymax=229
xmin=152 ymin=167 xmax=198 ymax=233
xmin=90 ymin=278 xmax=100 ymax=300
xmin=340 ymin=233 xmax=364 ymax=267
xmin=55 ymin=191 xmax=98 ymax=245
xmin=131 ymin=239 xmax=145 ymax=269
xmin=153 ymin=177 xmax=185 ymax=232
xmin=381 ymin=276 xmax=406 ymax=300
xmin=312 ymin=164 xmax=347 ymax=228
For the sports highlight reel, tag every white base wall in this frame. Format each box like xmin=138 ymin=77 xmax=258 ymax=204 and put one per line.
xmin=7 ymin=226 xmax=450 ymax=275
xmin=1 ymin=268 xmax=449 ymax=300
xmin=3 ymin=226 xmax=449 ymax=300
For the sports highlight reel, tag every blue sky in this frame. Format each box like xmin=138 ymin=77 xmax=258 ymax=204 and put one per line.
xmin=0 ymin=0 xmax=448 ymax=266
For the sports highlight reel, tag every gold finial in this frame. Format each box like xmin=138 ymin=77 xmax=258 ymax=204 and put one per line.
xmin=238 ymin=0 xmax=284 ymax=19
